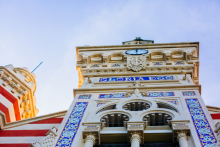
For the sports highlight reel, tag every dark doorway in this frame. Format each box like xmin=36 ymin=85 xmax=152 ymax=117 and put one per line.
xmin=97 ymin=142 xmax=179 ymax=147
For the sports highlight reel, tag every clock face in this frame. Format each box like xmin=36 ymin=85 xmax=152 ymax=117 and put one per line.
xmin=125 ymin=49 xmax=148 ymax=55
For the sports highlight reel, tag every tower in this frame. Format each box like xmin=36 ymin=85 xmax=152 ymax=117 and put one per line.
xmin=2 ymin=38 xmax=219 ymax=147
xmin=0 ymin=65 xmax=39 ymax=123
xmin=52 ymin=38 xmax=216 ymax=147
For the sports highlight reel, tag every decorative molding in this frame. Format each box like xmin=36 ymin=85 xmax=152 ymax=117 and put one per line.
xmin=142 ymin=92 xmax=175 ymax=97
xmin=127 ymin=54 xmax=146 ymax=72
xmin=90 ymin=64 xmax=100 ymax=68
xmin=97 ymin=103 xmax=106 ymax=107
xmin=78 ymin=94 xmax=91 ymax=99
xmin=172 ymin=123 xmax=190 ymax=132
xmin=99 ymin=76 xmax=174 ymax=82
xmin=99 ymin=93 xmax=130 ymax=99
xmin=31 ymin=126 xmax=58 ymax=147
xmin=99 ymin=92 xmax=175 ymax=99
xmin=183 ymin=91 xmax=196 ymax=96
xmin=80 ymin=66 xmax=194 ymax=77
xmin=153 ymin=62 xmax=163 ymax=66
xmin=55 ymin=102 xmax=88 ymax=147
xmin=168 ymin=101 xmax=177 ymax=105
xmin=186 ymin=98 xmax=217 ymax=147
xmin=127 ymin=124 xmax=144 ymax=131
xmin=0 ymin=71 xmax=26 ymax=95
xmin=175 ymin=61 xmax=185 ymax=65
xmin=111 ymin=63 xmax=121 ymax=67
xmin=128 ymin=81 xmax=145 ymax=87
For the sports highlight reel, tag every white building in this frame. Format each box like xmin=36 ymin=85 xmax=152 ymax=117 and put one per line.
xmin=0 ymin=38 xmax=220 ymax=147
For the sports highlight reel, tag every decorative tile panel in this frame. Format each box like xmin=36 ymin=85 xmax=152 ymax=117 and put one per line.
xmin=175 ymin=61 xmax=184 ymax=65
xmin=78 ymin=94 xmax=91 ymax=99
xmin=142 ymin=92 xmax=175 ymax=97
xmin=55 ymin=102 xmax=88 ymax=147
xmin=186 ymin=98 xmax=216 ymax=147
xmin=168 ymin=101 xmax=177 ymax=105
xmin=153 ymin=62 xmax=163 ymax=66
xmin=99 ymin=93 xmax=130 ymax=99
xmin=97 ymin=103 xmax=106 ymax=107
xmin=111 ymin=63 xmax=120 ymax=67
xmin=91 ymin=64 xmax=99 ymax=68
xmin=183 ymin=91 xmax=196 ymax=96
xmin=99 ymin=76 xmax=174 ymax=82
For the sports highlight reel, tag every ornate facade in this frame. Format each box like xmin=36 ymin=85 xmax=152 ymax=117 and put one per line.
xmin=1 ymin=38 xmax=220 ymax=147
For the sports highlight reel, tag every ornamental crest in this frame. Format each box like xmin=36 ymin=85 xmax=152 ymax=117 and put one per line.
xmin=127 ymin=55 xmax=146 ymax=72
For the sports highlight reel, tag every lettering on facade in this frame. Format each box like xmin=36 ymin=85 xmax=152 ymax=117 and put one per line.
xmin=99 ymin=76 xmax=174 ymax=82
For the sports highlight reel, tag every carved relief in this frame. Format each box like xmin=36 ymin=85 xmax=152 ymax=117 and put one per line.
xmin=127 ymin=55 xmax=146 ymax=72
xmin=31 ymin=126 xmax=58 ymax=147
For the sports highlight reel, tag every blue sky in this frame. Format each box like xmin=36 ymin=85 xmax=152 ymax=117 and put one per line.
xmin=0 ymin=0 xmax=220 ymax=116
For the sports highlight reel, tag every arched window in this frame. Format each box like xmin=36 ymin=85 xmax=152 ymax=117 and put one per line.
xmin=123 ymin=102 xmax=150 ymax=111
xmin=100 ymin=113 xmax=129 ymax=127
xmin=143 ymin=113 xmax=172 ymax=126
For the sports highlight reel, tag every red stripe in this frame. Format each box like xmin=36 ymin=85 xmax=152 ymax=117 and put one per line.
xmin=0 ymin=85 xmax=21 ymax=121
xmin=0 ymin=86 xmax=17 ymax=103
xmin=0 ymin=130 xmax=49 ymax=137
xmin=30 ymin=118 xmax=63 ymax=124
xmin=211 ymin=113 xmax=220 ymax=119
xmin=0 ymin=144 xmax=31 ymax=147
xmin=0 ymin=102 xmax=11 ymax=123
xmin=13 ymin=100 xmax=20 ymax=121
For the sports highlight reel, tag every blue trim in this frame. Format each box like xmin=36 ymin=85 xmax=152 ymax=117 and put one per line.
xmin=55 ymin=102 xmax=88 ymax=147
xmin=186 ymin=98 xmax=216 ymax=147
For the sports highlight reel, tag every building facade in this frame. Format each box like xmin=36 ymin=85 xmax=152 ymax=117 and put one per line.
xmin=1 ymin=38 xmax=220 ymax=147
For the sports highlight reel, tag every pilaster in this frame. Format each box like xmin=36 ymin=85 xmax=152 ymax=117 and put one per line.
xmin=127 ymin=122 xmax=146 ymax=145
xmin=171 ymin=121 xmax=190 ymax=146
xmin=82 ymin=123 xmax=101 ymax=146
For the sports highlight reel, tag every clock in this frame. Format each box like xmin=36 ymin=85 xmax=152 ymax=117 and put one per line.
xmin=125 ymin=49 xmax=148 ymax=55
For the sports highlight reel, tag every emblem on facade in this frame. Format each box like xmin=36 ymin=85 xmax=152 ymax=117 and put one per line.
xmin=127 ymin=55 xmax=146 ymax=72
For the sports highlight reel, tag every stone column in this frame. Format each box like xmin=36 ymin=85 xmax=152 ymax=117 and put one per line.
xmin=177 ymin=132 xmax=189 ymax=147
xmin=130 ymin=134 xmax=141 ymax=147
xmin=84 ymin=135 xmax=96 ymax=147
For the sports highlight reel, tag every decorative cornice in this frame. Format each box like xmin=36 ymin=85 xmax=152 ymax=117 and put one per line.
xmin=76 ymin=42 xmax=199 ymax=53
xmin=73 ymin=84 xmax=201 ymax=97
xmin=80 ymin=66 xmax=194 ymax=77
